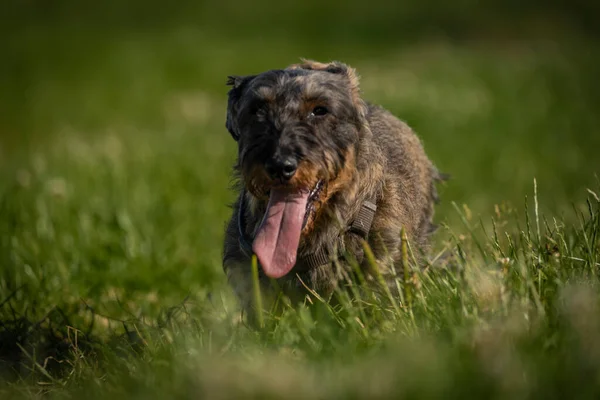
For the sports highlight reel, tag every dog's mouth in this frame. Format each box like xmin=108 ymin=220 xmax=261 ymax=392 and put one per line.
xmin=252 ymin=180 xmax=324 ymax=279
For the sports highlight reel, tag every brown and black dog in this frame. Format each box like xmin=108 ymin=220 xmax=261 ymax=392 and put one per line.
xmin=223 ymin=60 xmax=444 ymax=316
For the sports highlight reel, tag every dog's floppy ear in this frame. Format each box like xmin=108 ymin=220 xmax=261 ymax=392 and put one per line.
xmin=288 ymin=59 xmax=366 ymax=119
xmin=226 ymin=75 xmax=255 ymax=141
xmin=226 ymin=75 xmax=248 ymax=90
xmin=288 ymin=59 xmax=361 ymax=92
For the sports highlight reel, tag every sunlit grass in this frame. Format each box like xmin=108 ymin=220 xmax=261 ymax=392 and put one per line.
xmin=1 ymin=14 xmax=600 ymax=398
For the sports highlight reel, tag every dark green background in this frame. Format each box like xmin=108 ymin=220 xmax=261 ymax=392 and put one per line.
xmin=2 ymin=0 xmax=599 ymax=217
xmin=1 ymin=1 xmax=600 ymax=397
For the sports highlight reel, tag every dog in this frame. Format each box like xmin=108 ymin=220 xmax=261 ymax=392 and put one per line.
xmin=222 ymin=59 xmax=444 ymax=318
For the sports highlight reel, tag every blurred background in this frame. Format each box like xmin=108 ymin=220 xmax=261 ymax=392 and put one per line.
xmin=2 ymin=0 xmax=599 ymax=209
xmin=0 ymin=0 xmax=599 ymax=307
xmin=1 ymin=3 xmax=600 ymax=395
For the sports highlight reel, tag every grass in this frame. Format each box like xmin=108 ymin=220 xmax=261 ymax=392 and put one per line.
xmin=1 ymin=2 xmax=600 ymax=398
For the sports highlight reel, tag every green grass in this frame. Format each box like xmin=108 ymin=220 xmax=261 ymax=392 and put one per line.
xmin=1 ymin=2 xmax=600 ymax=398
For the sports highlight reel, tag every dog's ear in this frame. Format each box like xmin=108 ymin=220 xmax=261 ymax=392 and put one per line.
xmin=288 ymin=59 xmax=366 ymax=120
xmin=226 ymin=75 xmax=249 ymax=90
xmin=226 ymin=75 xmax=255 ymax=141
xmin=287 ymin=59 xmax=361 ymax=91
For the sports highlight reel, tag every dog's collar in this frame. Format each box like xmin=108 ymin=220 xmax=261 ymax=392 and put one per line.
xmin=237 ymin=192 xmax=377 ymax=272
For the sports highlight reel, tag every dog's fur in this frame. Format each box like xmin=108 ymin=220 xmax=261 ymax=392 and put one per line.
xmin=223 ymin=60 xmax=443 ymax=315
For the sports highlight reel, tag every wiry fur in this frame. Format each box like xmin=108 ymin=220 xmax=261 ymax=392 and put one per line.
xmin=222 ymin=60 xmax=444 ymax=316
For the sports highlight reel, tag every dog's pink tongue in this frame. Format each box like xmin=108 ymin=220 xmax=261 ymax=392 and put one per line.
xmin=252 ymin=189 xmax=309 ymax=279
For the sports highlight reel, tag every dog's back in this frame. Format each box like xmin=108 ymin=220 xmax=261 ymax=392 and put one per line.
xmin=367 ymin=104 xmax=440 ymax=249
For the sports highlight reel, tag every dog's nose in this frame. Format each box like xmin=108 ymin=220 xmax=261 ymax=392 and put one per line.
xmin=265 ymin=156 xmax=298 ymax=181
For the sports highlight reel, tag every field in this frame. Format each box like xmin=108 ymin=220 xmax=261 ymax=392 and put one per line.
xmin=1 ymin=1 xmax=600 ymax=398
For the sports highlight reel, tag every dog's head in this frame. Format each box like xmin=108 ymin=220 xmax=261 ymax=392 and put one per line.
xmin=225 ymin=60 xmax=367 ymax=278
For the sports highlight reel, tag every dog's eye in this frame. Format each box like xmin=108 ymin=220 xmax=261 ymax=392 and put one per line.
xmin=249 ymin=100 xmax=268 ymax=118
xmin=310 ymin=106 xmax=328 ymax=117
xmin=252 ymin=106 xmax=267 ymax=120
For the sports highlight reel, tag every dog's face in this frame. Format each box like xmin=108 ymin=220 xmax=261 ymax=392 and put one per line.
xmin=226 ymin=61 xmax=367 ymax=221
xmin=225 ymin=60 xmax=367 ymax=278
